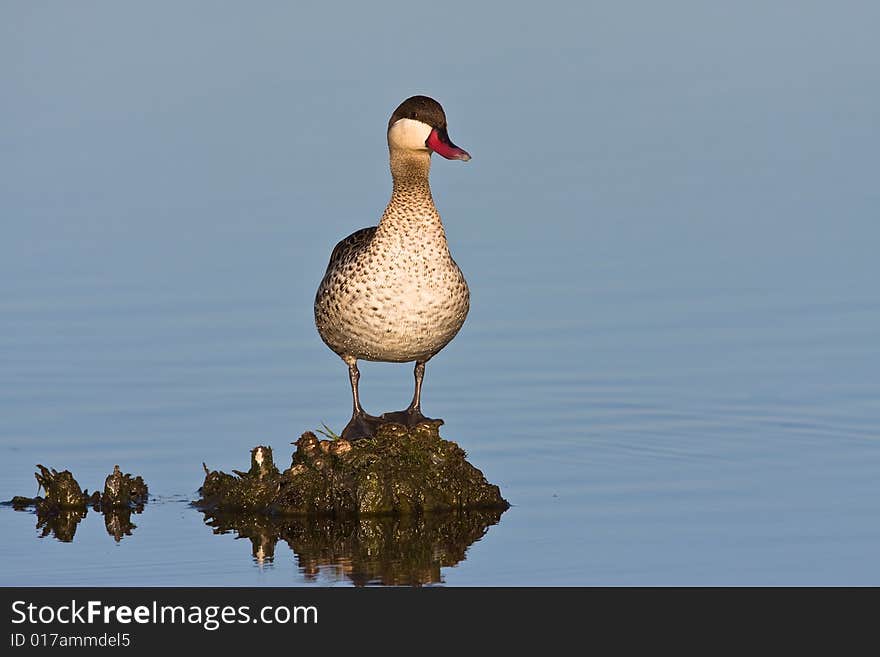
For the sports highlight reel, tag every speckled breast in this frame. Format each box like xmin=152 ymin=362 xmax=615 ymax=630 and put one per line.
xmin=314 ymin=248 xmax=470 ymax=363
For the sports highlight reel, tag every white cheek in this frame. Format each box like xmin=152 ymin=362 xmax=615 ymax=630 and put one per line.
xmin=388 ymin=118 xmax=432 ymax=151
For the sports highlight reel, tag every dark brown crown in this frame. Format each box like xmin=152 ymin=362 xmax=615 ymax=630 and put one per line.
xmin=387 ymin=95 xmax=448 ymax=132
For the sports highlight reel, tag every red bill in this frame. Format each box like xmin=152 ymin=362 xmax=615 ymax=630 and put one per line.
xmin=426 ymin=128 xmax=471 ymax=161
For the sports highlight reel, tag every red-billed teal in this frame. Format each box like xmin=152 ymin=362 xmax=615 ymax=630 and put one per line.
xmin=314 ymin=96 xmax=471 ymax=440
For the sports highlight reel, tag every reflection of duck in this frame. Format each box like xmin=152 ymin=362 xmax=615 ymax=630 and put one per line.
xmin=315 ymin=96 xmax=471 ymax=441
xmin=202 ymin=510 xmax=504 ymax=587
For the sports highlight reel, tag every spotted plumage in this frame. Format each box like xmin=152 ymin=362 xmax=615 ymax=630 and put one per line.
xmin=313 ymin=96 xmax=472 ymax=440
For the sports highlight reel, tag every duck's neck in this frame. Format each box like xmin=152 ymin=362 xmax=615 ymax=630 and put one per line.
xmin=376 ymin=150 xmax=447 ymax=244
xmin=390 ymin=149 xmax=432 ymax=197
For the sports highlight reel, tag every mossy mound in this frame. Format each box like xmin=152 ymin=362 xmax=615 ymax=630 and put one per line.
xmin=8 ymin=464 xmax=148 ymax=513
xmin=4 ymin=465 xmax=148 ymax=542
xmin=196 ymin=422 xmax=509 ymax=516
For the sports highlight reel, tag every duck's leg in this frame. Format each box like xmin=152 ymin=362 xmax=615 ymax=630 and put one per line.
xmin=341 ymin=359 xmax=383 ymax=441
xmin=381 ymin=360 xmax=443 ymax=427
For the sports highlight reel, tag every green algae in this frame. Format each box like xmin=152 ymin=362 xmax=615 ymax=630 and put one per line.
xmin=196 ymin=422 xmax=509 ymax=517
xmin=99 ymin=464 xmax=149 ymax=510
xmin=4 ymin=465 xmax=149 ymax=542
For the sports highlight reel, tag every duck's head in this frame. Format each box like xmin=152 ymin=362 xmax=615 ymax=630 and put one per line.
xmin=387 ymin=95 xmax=471 ymax=162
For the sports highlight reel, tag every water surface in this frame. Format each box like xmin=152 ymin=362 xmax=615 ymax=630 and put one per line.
xmin=2 ymin=3 xmax=879 ymax=585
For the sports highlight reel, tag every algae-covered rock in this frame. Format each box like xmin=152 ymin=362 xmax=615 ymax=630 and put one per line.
xmin=7 ymin=464 xmax=149 ymax=513
xmin=202 ymin=508 xmax=505 ymax=586
xmin=35 ymin=465 xmax=86 ymax=510
xmin=96 ymin=465 xmax=149 ymax=510
xmin=196 ymin=422 xmax=509 ymax=516
xmin=4 ymin=464 xmax=148 ymax=542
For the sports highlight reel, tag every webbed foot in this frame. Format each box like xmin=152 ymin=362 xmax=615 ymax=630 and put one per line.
xmin=380 ymin=408 xmax=444 ymax=428
xmin=341 ymin=412 xmax=384 ymax=441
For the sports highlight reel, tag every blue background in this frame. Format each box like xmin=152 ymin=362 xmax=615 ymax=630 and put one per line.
xmin=2 ymin=2 xmax=879 ymax=584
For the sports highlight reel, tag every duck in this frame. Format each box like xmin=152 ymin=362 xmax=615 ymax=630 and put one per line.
xmin=314 ymin=95 xmax=471 ymax=441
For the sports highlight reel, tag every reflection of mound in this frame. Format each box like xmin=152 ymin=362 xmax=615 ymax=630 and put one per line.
xmin=34 ymin=508 xmax=87 ymax=543
xmin=18 ymin=505 xmax=141 ymax=543
xmin=202 ymin=509 xmax=506 ymax=586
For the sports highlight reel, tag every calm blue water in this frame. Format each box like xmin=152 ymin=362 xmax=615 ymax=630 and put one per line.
xmin=2 ymin=3 xmax=879 ymax=585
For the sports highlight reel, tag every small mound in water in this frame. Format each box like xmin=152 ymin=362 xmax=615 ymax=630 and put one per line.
xmin=196 ymin=422 xmax=509 ymax=516
xmin=4 ymin=465 xmax=149 ymax=542
xmin=9 ymin=464 xmax=148 ymax=513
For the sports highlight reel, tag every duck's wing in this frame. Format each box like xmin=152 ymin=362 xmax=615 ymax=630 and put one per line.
xmin=324 ymin=226 xmax=376 ymax=274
